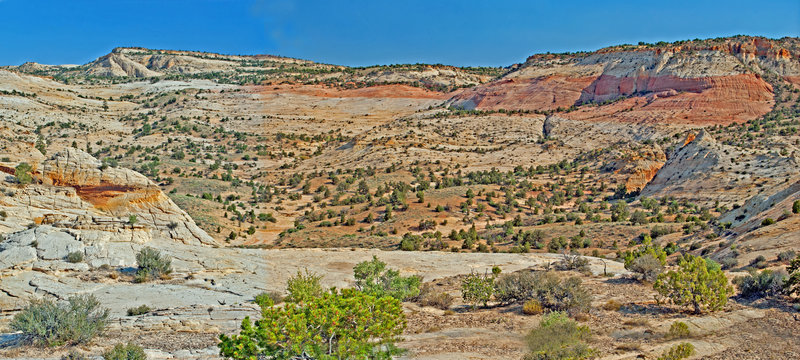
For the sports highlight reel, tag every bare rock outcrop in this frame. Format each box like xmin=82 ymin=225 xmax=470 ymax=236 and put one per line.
xmin=1 ymin=148 xmax=215 ymax=246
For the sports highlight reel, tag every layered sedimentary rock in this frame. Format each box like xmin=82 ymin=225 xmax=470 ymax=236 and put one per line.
xmin=0 ymin=148 xmax=215 ymax=246
xmin=448 ymin=37 xmax=799 ymax=125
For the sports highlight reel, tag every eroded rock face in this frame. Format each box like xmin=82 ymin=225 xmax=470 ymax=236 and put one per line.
xmin=448 ymin=38 xmax=798 ymax=125
xmin=1 ymin=148 xmax=215 ymax=246
xmin=640 ymin=130 xmax=800 ymax=208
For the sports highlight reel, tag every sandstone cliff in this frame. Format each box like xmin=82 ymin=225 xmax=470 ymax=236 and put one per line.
xmin=448 ymin=37 xmax=799 ymax=125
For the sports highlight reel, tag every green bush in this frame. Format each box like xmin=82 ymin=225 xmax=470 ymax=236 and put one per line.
xmin=666 ymin=321 xmax=690 ymax=339
xmin=524 ymin=311 xmax=594 ymax=360
xmin=285 ymin=269 xmax=324 ymax=303
xmin=66 ymin=251 xmax=84 ymax=263
xmin=657 ymin=342 xmax=695 ymax=360
xmin=134 ymin=247 xmax=172 ymax=283
xmin=353 ymin=256 xmax=421 ymax=301
xmin=254 ymin=291 xmax=284 ymax=308
xmin=761 ymin=218 xmax=776 ymax=227
xmin=793 ymin=200 xmax=800 ymax=214
xmin=495 ymin=271 xmax=592 ymax=315
xmin=461 ymin=271 xmax=495 ymax=308
xmin=126 ymin=305 xmax=152 ymax=316
xmin=654 ymin=254 xmax=733 ymax=314
xmin=622 ymin=236 xmax=667 ymax=269
xmin=219 ymin=288 xmax=405 ymax=360
xmin=15 ymin=162 xmax=33 ymax=185
xmin=102 ymin=343 xmax=147 ymax=360
xmin=11 ymin=294 xmax=109 ymax=347
xmin=734 ymin=269 xmax=786 ymax=298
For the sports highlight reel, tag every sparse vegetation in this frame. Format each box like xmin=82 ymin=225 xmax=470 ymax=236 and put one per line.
xmin=102 ymin=343 xmax=147 ymax=360
xmin=524 ymin=311 xmax=594 ymax=360
xmin=134 ymin=247 xmax=172 ymax=282
xmin=11 ymin=294 xmax=109 ymax=347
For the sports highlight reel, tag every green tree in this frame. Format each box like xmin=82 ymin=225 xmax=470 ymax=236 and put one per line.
xmin=218 ymin=288 xmax=405 ymax=360
xmin=654 ymin=254 xmax=732 ymax=314
xmin=14 ymin=162 xmax=33 ymax=185
xmin=353 ymin=256 xmax=420 ymax=301
xmin=785 ymin=254 xmax=800 ymax=296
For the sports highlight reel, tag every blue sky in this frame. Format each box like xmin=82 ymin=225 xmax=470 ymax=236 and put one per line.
xmin=0 ymin=0 xmax=798 ymax=67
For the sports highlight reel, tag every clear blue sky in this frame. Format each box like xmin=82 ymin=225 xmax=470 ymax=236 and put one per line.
xmin=1 ymin=0 xmax=798 ymax=67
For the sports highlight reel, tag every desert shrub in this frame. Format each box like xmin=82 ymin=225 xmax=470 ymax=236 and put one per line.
xmin=719 ymin=256 xmax=739 ymax=270
xmin=761 ymin=218 xmax=776 ymax=227
xmin=62 ymin=350 xmax=88 ymax=360
xmin=66 ymin=251 xmax=84 ymax=263
xmin=102 ymin=343 xmax=147 ymax=360
xmin=461 ymin=271 xmax=495 ymax=308
xmin=778 ymin=250 xmax=797 ymax=262
xmin=734 ymin=269 xmax=786 ymax=298
xmin=666 ymin=321 xmax=690 ymax=339
xmin=219 ymin=288 xmax=405 ymax=360
xmin=495 ymin=271 xmax=592 ymax=315
xmin=11 ymin=294 xmax=108 ymax=347
xmin=414 ymin=283 xmax=454 ymax=310
xmin=794 ymin=200 xmax=800 ymax=214
xmin=353 ymin=256 xmax=421 ymax=301
xmin=254 ymin=291 xmax=284 ymax=308
xmin=654 ymin=254 xmax=733 ymax=314
xmin=522 ymin=299 xmax=544 ymax=315
xmin=134 ymin=247 xmax=172 ymax=282
xmin=602 ymin=299 xmax=622 ymax=311
xmin=749 ymin=255 xmax=768 ymax=269
xmin=650 ymin=225 xmax=675 ymax=238
xmin=126 ymin=305 xmax=151 ymax=316
xmin=627 ymin=254 xmax=664 ymax=282
xmin=524 ymin=311 xmax=594 ymax=360
xmin=285 ymin=269 xmax=324 ymax=303
xmin=657 ymin=342 xmax=695 ymax=360
xmin=559 ymin=252 xmax=589 ymax=272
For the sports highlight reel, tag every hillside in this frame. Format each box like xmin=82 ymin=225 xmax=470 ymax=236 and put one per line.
xmin=1 ymin=36 xmax=800 ymax=359
xmin=449 ymin=36 xmax=800 ymax=125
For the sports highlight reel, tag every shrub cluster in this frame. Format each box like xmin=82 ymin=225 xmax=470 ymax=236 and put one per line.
xmin=524 ymin=312 xmax=594 ymax=360
xmin=414 ymin=283 xmax=454 ymax=310
xmin=495 ymin=271 xmax=592 ymax=315
xmin=734 ymin=269 xmax=786 ymax=298
xmin=134 ymin=247 xmax=172 ymax=283
xmin=11 ymin=294 xmax=108 ymax=347
xmin=102 ymin=343 xmax=147 ymax=360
